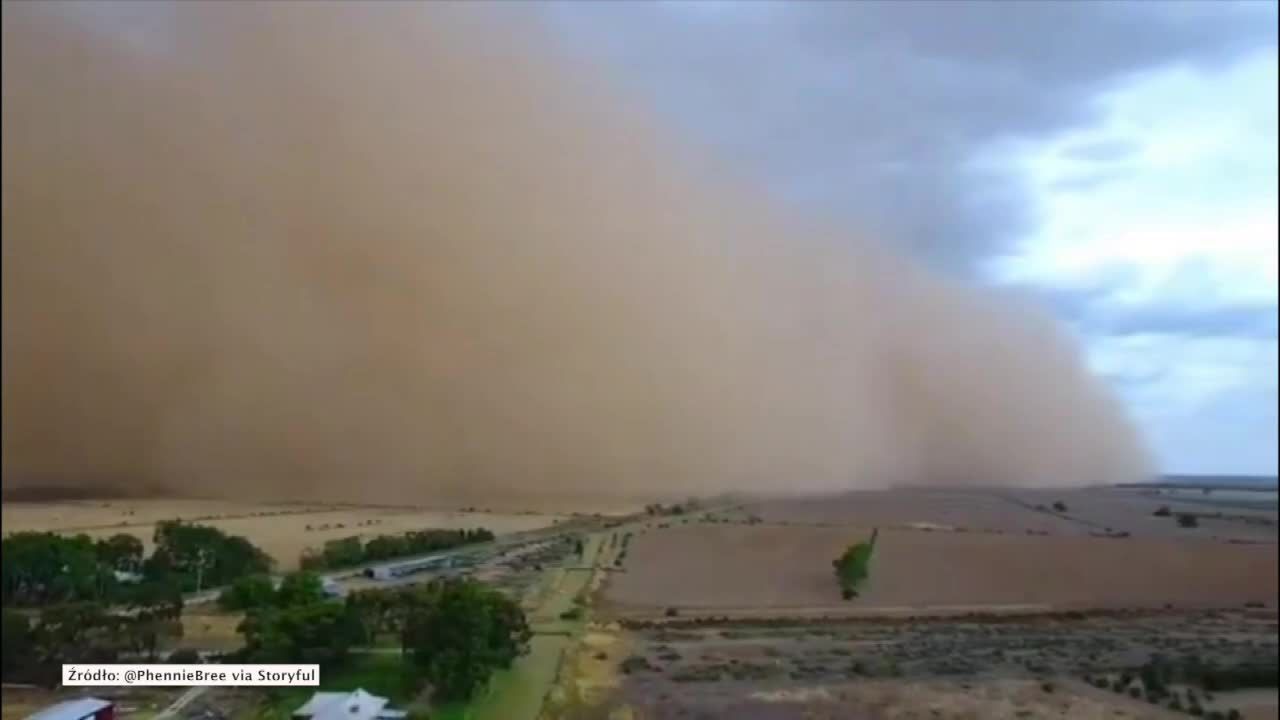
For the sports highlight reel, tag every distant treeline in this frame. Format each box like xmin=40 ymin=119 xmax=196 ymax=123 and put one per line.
xmin=2 ymin=521 xmax=272 ymax=607
xmin=1120 ymin=475 xmax=1279 ymax=491
xmin=299 ymin=528 xmax=495 ymax=571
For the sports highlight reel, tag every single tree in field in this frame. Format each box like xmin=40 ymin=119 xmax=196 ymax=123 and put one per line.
xmin=832 ymin=530 xmax=877 ymax=600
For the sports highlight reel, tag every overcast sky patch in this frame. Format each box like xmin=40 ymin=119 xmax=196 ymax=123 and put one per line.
xmin=545 ymin=1 xmax=1278 ymax=475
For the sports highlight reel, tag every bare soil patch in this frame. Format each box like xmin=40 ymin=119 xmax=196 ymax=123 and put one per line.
xmin=604 ymin=524 xmax=1278 ymax=612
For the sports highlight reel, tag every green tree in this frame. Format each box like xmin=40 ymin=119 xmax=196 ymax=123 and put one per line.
xmin=275 ymin=572 xmax=325 ymax=608
xmin=95 ymin=534 xmax=145 ymax=573
xmin=346 ymin=588 xmax=402 ymax=644
xmin=33 ymin=602 xmax=124 ymax=683
xmin=147 ymin=521 xmax=272 ymax=591
xmin=832 ymin=534 xmax=876 ymax=599
xmin=321 ymin=537 xmax=364 ymax=568
xmin=404 ymin=579 xmax=531 ymax=701
xmin=364 ymin=535 xmax=410 ymax=562
xmin=239 ymin=602 xmax=364 ymax=665
xmin=2 ymin=532 xmax=117 ymax=606
xmin=2 ymin=610 xmax=36 ymax=681
xmin=218 ymin=574 xmax=278 ymax=611
xmin=124 ymin=579 xmax=185 ymax=660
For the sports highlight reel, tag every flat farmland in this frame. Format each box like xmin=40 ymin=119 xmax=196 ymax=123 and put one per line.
xmin=2 ymin=498 xmax=566 ymax=569
xmin=743 ymin=488 xmax=1087 ymax=534
xmin=743 ymin=486 xmax=1278 ymax=541
xmin=603 ymin=523 xmax=1278 ymax=612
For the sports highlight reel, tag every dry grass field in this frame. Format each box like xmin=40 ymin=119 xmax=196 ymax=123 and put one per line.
xmin=1 ymin=498 xmax=568 ymax=568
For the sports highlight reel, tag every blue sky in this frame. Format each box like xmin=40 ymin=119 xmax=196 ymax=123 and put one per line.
xmin=543 ymin=1 xmax=1278 ymax=475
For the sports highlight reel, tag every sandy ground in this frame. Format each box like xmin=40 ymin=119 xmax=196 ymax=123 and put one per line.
xmin=604 ymin=523 xmax=1278 ymax=611
xmin=3 ymin=498 xmax=566 ymax=568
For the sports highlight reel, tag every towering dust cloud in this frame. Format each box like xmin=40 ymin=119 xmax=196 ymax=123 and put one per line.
xmin=2 ymin=2 xmax=1151 ymax=504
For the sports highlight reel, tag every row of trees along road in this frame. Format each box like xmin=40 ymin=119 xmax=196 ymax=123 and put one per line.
xmin=298 ymin=528 xmax=496 ymax=571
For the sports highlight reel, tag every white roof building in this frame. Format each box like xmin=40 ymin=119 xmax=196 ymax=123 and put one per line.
xmin=292 ymin=689 xmax=406 ymax=720
xmin=26 ymin=698 xmax=113 ymax=720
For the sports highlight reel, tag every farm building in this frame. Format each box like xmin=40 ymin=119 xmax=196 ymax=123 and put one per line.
xmin=293 ymin=689 xmax=405 ymax=720
xmin=27 ymin=698 xmax=114 ymax=720
xmin=362 ymin=554 xmax=455 ymax=581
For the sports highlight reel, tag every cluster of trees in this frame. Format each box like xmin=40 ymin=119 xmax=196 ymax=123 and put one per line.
xmin=217 ymin=571 xmax=335 ymax=611
xmin=3 ymin=525 xmax=526 ymax=702
xmin=3 ymin=532 xmax=129 ymax=606
xmin=299 ymin=528 xmax=495 ymax=571
xmin=399 ymin=580 xmax=531 ymax=701
xmin=3 ymin=522 xmax=272 ymax=606
xmin=235 ymin=573 xmax=364 ymax=668
xmin=2 ymin=521 xmax=274 ymax=686
xmin=147 ymin=521 xmax=274 ymax=592
xmin=228 ymin=575 xmax=529 ymax=702
xmin=832 ymin=529 xmax=878 ymax=600
xmin=2 ymin=581 xmax=185 ymax=686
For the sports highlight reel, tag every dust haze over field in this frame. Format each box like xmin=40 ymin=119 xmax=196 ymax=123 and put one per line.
xmin=1 ymin=2 xmax=1151 ymax=504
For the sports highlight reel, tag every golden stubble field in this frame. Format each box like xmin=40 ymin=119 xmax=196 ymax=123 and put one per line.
xmin=1 ymin=498 xmax=571 ymax=569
